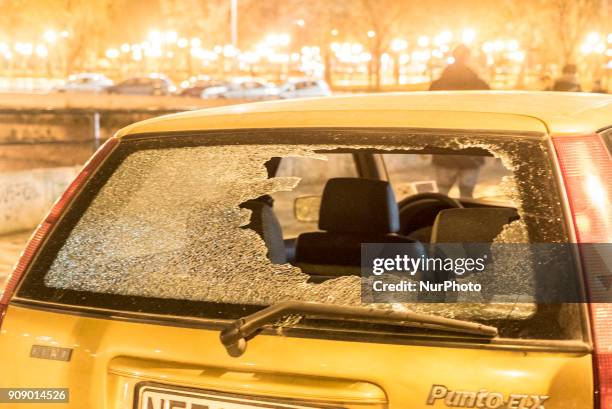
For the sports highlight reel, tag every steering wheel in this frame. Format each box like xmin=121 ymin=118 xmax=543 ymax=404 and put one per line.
xmin=398 ymin=192 xmax=463 ymax=238
xmin=399 ymin=192 xmax=464 ymax=209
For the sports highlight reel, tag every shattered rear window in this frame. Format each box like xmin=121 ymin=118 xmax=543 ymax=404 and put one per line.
xmin=17 ymin=129 xmax=576 ymax=340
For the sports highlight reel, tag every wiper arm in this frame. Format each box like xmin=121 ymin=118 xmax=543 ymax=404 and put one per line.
xmin=220 ymin=301 xmax=498 ymax=357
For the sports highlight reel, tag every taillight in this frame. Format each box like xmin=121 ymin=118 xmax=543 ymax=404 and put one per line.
xmin=553 ymin=133 xmax=612 ymax=409
xmin=0 ymin=137 xmax=119 ymax=328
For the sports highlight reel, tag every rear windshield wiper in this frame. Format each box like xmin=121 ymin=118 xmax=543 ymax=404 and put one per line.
xmin=220 ymin=301 xmax=498 ymax=357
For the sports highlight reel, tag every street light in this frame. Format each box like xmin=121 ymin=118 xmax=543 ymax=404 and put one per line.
xmin=43 ymin=30 xmax=57 ymax=43
xmin=165 ymin=31 xmax=178 ymax=44
xmin=462 ymin=28 xmax=476 ymax=45
xmin=105 ymin=48 xmax=120 ymax=59
xmin=434 ymin=30 xmax=452 ymax=46
xmin=391 ymin=38 xmax=408 ymax=53
xmin=586 ymin=32 xmax=600 ymax=44
xmin=417 ymin=35 xmax=430 ymax=48
xmin=148 ymin=30 xmax=162 ymax=45
xmin=35 ymin=44 xmax=48 ymax=58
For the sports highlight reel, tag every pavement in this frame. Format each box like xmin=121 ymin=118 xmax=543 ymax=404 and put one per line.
xmin=0 ymin=230 xmax=31 ymax=290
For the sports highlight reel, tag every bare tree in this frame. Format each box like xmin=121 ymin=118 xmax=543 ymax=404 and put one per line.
xmin=549 ymin=0 xmax=603 ymax=64
xmin=505 ymin=0 xmax=603 ymax=66
xmin=349 ymin=0 xmax=413 ymax=90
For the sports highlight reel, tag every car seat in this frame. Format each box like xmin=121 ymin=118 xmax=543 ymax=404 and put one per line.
xmin=430 ymin=207 xmax=519 ymax=243
xmin=294 ymin=178 xmax=422 ymax=277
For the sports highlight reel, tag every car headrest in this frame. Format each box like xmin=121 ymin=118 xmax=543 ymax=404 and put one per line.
xmin=431 ymin=207 xmax=520 ymax=243
xmin=319 ymin=178 xmax=400 ymax=234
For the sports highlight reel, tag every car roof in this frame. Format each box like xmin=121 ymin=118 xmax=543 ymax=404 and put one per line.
xmin=116 ymin=91 xmax=612 ymax=137
xmin=287 ymin=77 xmax=321 ymax=83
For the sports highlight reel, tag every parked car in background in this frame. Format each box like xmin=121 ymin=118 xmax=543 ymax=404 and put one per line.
xmin=54 ymin=73 xmax=113 ymax=94
xmin=279 ymin=78 xmax=331 ymax=99
xmin=202 ymin=77 xmax=280 ymax=100
xmin=106 ymin=75 xmax=176 ymax=96
xmin=179 ymin=76 xmax=228 ymax=98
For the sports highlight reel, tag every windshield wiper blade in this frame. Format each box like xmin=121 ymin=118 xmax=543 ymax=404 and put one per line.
xmin=220 ymin=301 xmax=498 ymax=357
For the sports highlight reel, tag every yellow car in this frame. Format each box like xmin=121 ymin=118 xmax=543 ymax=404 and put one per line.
xmin=0 ymin=91 xmax=611 ymax=408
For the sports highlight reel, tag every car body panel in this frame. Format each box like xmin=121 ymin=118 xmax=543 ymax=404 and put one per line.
xmin=2 ymin=92 xmax=610 ymax=409
xmin=0 ymin=305 xmax=594 ymax=408
xmin=115 ymin=91 xmax=612 ymax=138
xmin=55 ymin=74 xmax=113 ymax=94
xmin=201 ymin=78 xmax=280 ymax=100
xmin=107 ymin=76 xmax=175 ymax=96
xmin=280 ymin=79 xmax=332 ymax=99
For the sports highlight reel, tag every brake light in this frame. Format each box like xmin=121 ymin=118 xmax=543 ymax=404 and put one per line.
xmin=0 ymin=137 xmax=119 ymax=328
xmin=553 ymin=133 xmax=612 ymax=409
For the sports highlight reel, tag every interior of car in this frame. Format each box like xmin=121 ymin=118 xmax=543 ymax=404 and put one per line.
xmin=240 ymin=150 xmax=518 ymax=282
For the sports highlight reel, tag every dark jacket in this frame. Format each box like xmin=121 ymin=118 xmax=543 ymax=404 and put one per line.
xmin=432 ymin=155 xmax=485 ymax=169
xmin=552 ymin=74 xmax=581 ymax=92
xmin=429 ymin=63 xmax=490 ymax=91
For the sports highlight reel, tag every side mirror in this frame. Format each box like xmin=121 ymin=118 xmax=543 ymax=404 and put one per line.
xmin=294 ymin=195 xmax=321 ymax=222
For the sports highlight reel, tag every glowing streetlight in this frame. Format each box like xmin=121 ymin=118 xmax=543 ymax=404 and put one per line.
xmin=120 ymin=43 xmax=130 ymax=53
xmin=15 ymin=43 xmax=33 ymax=56
xmin=148 ymin=30 xmax=162 ymax=45
xmin=177 ymin=38 xmax=188 ymax=48
xmin=223 ymin=44 xmax=238 ymax=57
xmin=331 ymin=29 xmax=339 ymax=37
xmin=35 ymin=44 xmax=48 ymax=58
xmin=165 ymin=30 xmax=178 ymax=43
xmin=586 ymin=32 xmax=600 ymax=44
xmin=43 ymin=30 xmax=57 ymax=43
xmin=265 ymin=33 xmax=291 ymax=47
xmin=296 ymin=19 xmax=305 ymax=27
xmin=507 ymin=40 xmax=519 ymax=51
xmin=105 ymin=48 xmax=120 ymax=59
xmin=434 ymin=30 xmax=453 ymax=46
xmin=462 ymin=28 xmax=476 ymax=44
xmin=508 ymin=50 xmax=525 ymax=62
xmin=367 ymin=30 xmax=376 ymax=38
xmin=417 ymin=35 xmax=430 ymax=47
xmin=60 ymin=30 xmax=69 ymax=38
xmin=391 ymin=38 xmax=408 ymax=52
xmin=278 ymin=33 xmax=291 ymax=46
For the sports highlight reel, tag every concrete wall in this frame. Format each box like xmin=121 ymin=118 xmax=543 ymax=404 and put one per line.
xmin=0 ymin=166 xmax=80 ymax=235
xmin=0 ymin=94 xmax=248 ymax=234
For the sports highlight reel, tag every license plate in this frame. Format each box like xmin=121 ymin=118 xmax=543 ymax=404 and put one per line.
xmin=136 ymin=383 xmax=336 ymax=409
